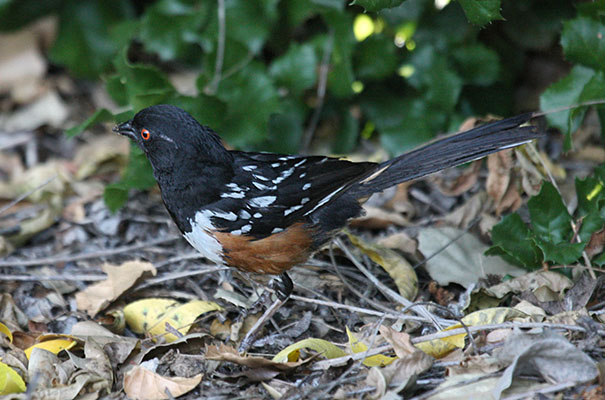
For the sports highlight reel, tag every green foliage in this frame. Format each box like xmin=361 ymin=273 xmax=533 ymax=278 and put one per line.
xmin=3 ymin=0 xmax=603 ymax=213
xmin=487 ymin=169 xmax=605 ymax=271
xmin=540 ymin=10 xmax=605 ymax=149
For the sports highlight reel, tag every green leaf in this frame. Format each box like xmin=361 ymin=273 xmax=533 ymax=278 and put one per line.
xmin=323 ymin=13 xmax=356 ymax=97
xmin=533 ymin=238 xmax=585 ymax=265
xmin=593 ymin=251 xmax=605 ymax=266
xmin=452 ymin=44 xmax=500 ymax=86
xmin=333 ymin=109 xmax=359 ymax=154
xmin=104 ymin=144 xmax=156 ymax=212
xmin=269 ymin=43 xmax=318 ymax=96
xmin=539 ymin=65 xmax=595 ymax=149
xmin=350 ymin=0 xmax=406 ymax=13
xmin=49 ymin=0 xmax=133 ymax=78
xmin=528 ymin=182 xmax=572 ymax=244
xmin=487 ymin=213 xmax=542 ymax=268
xmin=215 ymin=63 xmax=280 ymax=147
xmin=409 ymin=46 xmax=463 ymax=112
xmin=457 ymin=0 xmax=503 ymax=27
xmin=561 ymin=16 xmax=605 ymax=71
xmin=354 ymin=34 xmax=399 ymax=80
xmin=0 ymin=0 xmax=61 ymax=32
xmin=113 ymin=49 xmax=176 ymax=111
xmin=139 ymin=0 xmax=208 ymax=61
xmin=578 ymin=211 xmax=604 ymax=243
xmin=103 ymin=183 xmax=130 ymax=213
xmin=576 ymin=175 xmax=605 ymax=216
xmin=267 ymin=111 xmax=304 ymax=154
xmin=224 ymin=0 xmax=279 ymax=53
xmin=577 ymin=0 xmax=605 ymax=19
xmin=65 ymin=109 xmax=114 ymax=137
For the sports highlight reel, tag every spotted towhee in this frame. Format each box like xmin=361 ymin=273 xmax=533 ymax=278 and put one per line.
xmin=114 ymin=105 xmax=540 ymax=297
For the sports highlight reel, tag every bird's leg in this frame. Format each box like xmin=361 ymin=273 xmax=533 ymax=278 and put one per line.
xmin=239 ymin=273 xmax=292 ymax=352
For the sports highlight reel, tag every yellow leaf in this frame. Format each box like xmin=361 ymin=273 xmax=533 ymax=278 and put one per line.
xmin=0 ymin=361 xmax=26 ymax=395
xmin=346 ymin=327 xmax=396 ymax=367
xmin=416 ymin=307 xmax=527 ymax=358
xmin=0 ymin=322 xmax=12 ymax=343
xmin=24 ymin=338 xmax=77 ymax=359
xmin=346 ymin=232 xmax=418 ymax=300
xmin=124 ymin=298 xmax=222 ymax=343
xmin=272 ymin=338 xmax=347 ymax=363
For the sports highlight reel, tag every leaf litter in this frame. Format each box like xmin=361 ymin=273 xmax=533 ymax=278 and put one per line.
xmin=0 ymin=36 xmax=603 ymax=400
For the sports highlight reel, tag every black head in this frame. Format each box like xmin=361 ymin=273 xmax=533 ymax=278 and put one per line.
xmin=113 ymin=104 xmax=231 ymax=173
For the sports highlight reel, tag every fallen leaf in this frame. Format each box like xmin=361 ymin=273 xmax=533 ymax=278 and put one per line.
xmin=24 ymin=337 xmax=77 ymax=359
xmin=74 ymin=134 xmax=129 ymax=180
xmin=431 ymin=161 xmax=480 ymax=197
xmin=272 ymin=338 xmax=347 ymax=363
xmin=415 ymin=307 xmax=527 ymax=358
xmin=483 ymin=270 xmax=573 ymax=300
xmin=124 ymin=363 xmax=202 ymax=400
xmin=124 ymin=298 xmax=222 ymax=342
xmin=418 ymin=227 xmax=526 ymax=288
xmin=346 ymin=327 xmax=396 ymax=367
xmin=0 ymin=361 xmax=26 ymax=395
xmin=76 ymin=261 xmax=156 ymax=317
xmin=0 ymin=90 xmax=68 ymax=131
xmin=493 ymin=329 xmax=598 ymax=399
xmin=0 ymin=322 xmax=13 ymax=343
xmin=487 ymin=150 xmax=513 ymax=205
xmin=351 ymin=205 xmax=410 ymax=229
xmin=346 ymin=232 xmax=418 ymax=300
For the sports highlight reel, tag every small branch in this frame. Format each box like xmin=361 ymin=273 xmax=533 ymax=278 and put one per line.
xmin=300 ymin=32 xmax=334 ymax=152
xmin=0 ymin=175 xmax=57 ymax=216
xmin=533 ymin=98 xmax=605 ymax=118
xmin=204 ymin=0 xmax=226 ymax=95
xmin=0 ymin=236 xmax=180 ymax=267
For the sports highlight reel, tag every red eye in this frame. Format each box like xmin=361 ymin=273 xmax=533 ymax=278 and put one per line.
xmin=141 ymin=128 xmax=150 ymax=140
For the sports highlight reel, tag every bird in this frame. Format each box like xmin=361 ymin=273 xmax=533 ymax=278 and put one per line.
xmin=114 ymin=105 xmax=540 ymax=347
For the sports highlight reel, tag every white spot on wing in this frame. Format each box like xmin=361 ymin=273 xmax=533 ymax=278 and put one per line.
xmin=249 ymin=196 xmax=276 ymax=208
xmin=221 ymin=191 xmax=245 ymax=199
xmin=253 ymin=213 xmax=262 ymax=218
xmin=294 ymin=159 xmax=306 ymax=167
xmin=271 ymin=163 xmax=281 ymax=168
xmin=254 ymin=174 xmax=270 ymax=181
xmin=302 ymin=183 xmax=311 ymax=190
xmin=253 ymin=181 xmax=277 ymax=190
xmin=304 ymin=186 xmax=345 ymax=215
xmin=284 ymin=204 xmax=303 ymax=216
xmin=212 ymin=211 xmax=238 ymax=221
xmin=241 ymin=224 xmax=252 ymax=233
xmin=299 ymin=173 xmax=306 ymax=178
xmin=272 ymin=227 xmax=284 ymax=234
xmin=242 ymin=165 xmax=257 ymax=171
xmin=240 ymin=210 xmax=251 ymax=219
xmin=301 ymin=197 xmax=310 ymax=204
xmin=273 ymin=167 xmax=295 ymax=184
xmin=183 ymin=210 xmax=224 ymax=264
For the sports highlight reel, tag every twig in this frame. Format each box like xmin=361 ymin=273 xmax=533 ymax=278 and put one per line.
xmin=204 ymin=0 xmax=226 ymax=95
xmin=300 ymin=32 xmax=334 ymax=152
xmin=0 ymin=235 xmax=180 ymax=267
xmin=289 ymin=294 xmax=453 ymax=325
xmin=310 ymin=320 xmax=600 ymax=370
xmin=135 ymin=266 xmax=228 ymax=289
xmin=502 ymin=381 xmax=581 ymax=400
xmin=533 ymin=98 xmax=605 ymax=118
xmin=334 ymin=237 xmax=444 ymax=330
xmin=527 ymin=143 xmax=596 ymax=279
xmin=0 ymin=175 xmax=57 ymax=216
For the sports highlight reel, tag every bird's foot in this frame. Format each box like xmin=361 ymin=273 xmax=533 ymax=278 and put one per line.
xmin=238 ymin=273 xmax=293 ymax=352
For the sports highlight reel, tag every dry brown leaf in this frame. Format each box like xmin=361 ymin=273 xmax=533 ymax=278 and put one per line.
xmin=123 ymin=363 xmax=202 ymax=400
xmin=74 ymin=134 xmax=130 ymax=180
xmin=495 ymin=178 xmax=523 ymax=215
xmin=75 ymin=261 xmax=156 ymax=316
xmin=431 ymin=161 xmax=480 ymax=197
xmin=207 ymin=343 xmax=302 ymax=372
xmin=376 ymin=231 xmax=417 ymax=255
xmin=446 ymin=354 xmax=505 ymax=376
xmin=443 ymin=192 xmax=488 ymax=228
xmin=382 ymin=182 xmax=414 ymax=215
xmin=585 ymin=228 xmax=605 ymax=258
xmin=487 ymin=150 xmax=513 ymax=204
xmin=351 ymin=205 xmax=410 ymax=229
xmin=0 ymin=28 xmax=46 ymax=93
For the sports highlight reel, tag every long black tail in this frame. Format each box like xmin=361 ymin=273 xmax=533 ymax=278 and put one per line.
xmin=351 ymin=113 xmax=541 ymax=197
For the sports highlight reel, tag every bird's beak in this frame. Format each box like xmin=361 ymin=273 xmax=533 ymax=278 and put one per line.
xmin=113 ymin=120 xmax=136 ymax=139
